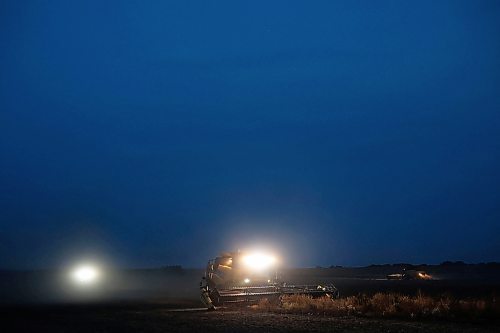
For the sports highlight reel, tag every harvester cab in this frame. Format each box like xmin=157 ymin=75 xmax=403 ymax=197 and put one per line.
xmin=200 ymin=251 xmax=339 ymax=310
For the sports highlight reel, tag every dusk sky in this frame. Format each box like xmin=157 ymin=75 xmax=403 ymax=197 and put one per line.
xmin=1 ymin=1 xmax=500 ymax=269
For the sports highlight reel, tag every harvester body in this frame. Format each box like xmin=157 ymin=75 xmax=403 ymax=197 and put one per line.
xmin=200 ymin=251 xmax=338 ymax=309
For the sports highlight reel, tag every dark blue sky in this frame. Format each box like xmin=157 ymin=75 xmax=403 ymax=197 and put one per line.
xmin=1 ymin=1 xmax=499 ymax=269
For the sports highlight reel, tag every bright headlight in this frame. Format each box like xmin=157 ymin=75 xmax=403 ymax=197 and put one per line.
xmin=242 ymin=253 xmax=276 ymax=271
xmin=71 ymin=264 xmax=100 ymax=285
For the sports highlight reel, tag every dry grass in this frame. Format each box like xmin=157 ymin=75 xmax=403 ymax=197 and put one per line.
xmin=253 ymin=293 xmax=500 ymax=320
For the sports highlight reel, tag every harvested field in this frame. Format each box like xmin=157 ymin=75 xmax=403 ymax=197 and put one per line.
xmin=2 ymin=266 xmax=499 ymax=332
xmin=2 ymin=303 xmax=499 ymax=333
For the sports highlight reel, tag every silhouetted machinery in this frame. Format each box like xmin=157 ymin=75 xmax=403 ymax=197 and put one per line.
xmin=387 ymin=269 xmax=433 ymax=280
xmin=200 ymin=251 xmax=339 ymax=309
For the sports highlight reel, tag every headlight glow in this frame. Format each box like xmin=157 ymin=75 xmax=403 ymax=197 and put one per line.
xmin=71 ymin=265 xmax=100 ymax=285
xmin=242 ymin=253 xmax=276 ymax=271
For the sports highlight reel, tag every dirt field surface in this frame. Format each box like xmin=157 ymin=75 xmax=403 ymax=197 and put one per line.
xmin=2 ymin=303 xmax=499 ymax=333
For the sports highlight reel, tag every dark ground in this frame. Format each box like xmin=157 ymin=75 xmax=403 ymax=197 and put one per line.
xmin=2 ymin=302 xmax=499 ymax=333
xmin=1 ymin=264 xmax=499 ymax=332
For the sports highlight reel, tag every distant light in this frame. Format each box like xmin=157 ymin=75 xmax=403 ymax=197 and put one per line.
xmin=244 ymin=278 xmax=251 ymax=284
xmin=71 ymin=265 xmax=99 ymax=285
xmin=417 ymin=272 xmax=432 ymax=280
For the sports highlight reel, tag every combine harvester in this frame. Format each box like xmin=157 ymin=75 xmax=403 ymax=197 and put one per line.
xmin=200 ymin=250 xmax=339 ymax=309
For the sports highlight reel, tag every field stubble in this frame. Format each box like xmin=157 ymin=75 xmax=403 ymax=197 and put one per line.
xmin=253 ymin=293 xmax=500 ymax=321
